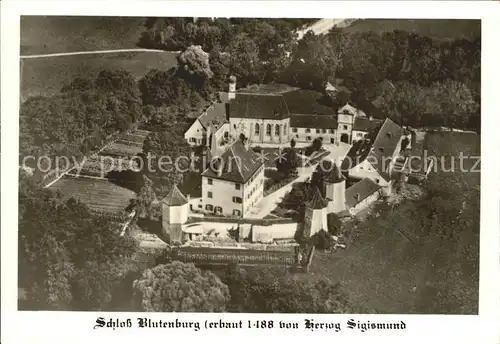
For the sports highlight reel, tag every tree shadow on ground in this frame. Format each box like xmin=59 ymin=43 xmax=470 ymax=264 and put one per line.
xmin=107 ymin=170 xmax=144 ymax=193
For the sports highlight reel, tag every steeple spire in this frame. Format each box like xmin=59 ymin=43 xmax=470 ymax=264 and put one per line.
xmin=162 ymin=185 xmax=188 ymax=206
xmin=307 ymin=187 xmax=328 ymax=209
xmin=324 ymin=162 xmax=345 ymax=184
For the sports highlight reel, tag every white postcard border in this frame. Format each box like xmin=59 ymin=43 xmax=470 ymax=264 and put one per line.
xmin=2 ymin=1 xmax=499 ymax=343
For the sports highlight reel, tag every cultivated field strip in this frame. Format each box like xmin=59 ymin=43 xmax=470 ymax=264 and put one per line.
xmin=48 ymin=129 xmax=150 ymax=213
xmin=49 ymin=176 xmax=136 ymax=213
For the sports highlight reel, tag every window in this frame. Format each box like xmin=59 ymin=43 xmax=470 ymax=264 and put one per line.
xmin=343 ymin=125 xmax=348 ymax=130
xmin=189 ymin=137 xmax=196 ymax=143
xmin=357 ymin=133 xmax=363 ymax=137
xmin=284 ymin=124 xmax=287 ymax=135
xmin=275 ymin=124 xmax=280 ymax=136
xmin=232 ymin=196 xmax=242 ymax=204
xmin=234 ymin=124 xmax=237 ymax=129
xmin=266 ymin=124 xmax=272 ymax=136
xmin=208 ymin=191 xmax=213 ymax=198
xmin=322 ymin=129 xmax=327 ymax=134
xmin=316 ymin=129 xmax=320 ymax=134
xmin=292 ymin=128 xmax=298 ymax=133
xmin=224 ymin=131 xmax=229 ymax=138
xmin=305 ymin=128 xmax=311 ymax=133
xmin=233 ymin=209 xmax=241 ymax=216
xmin=329 ymin=129 xmax=335 ymax=134
xmin=198 ymin=204 xmax=202 ymax=208
xmin=255 ymin=123 xmax=260 ymax=135
xmin=376 ymin=179 xmax=380 ymax=184
xmin=307 ymin=136 xmax=311 ymax=141
xmin=205 ymin=204 xmax=213 ymax=211
xmin=207 ymin=178 xmax=213 ymax=185
xmin=235 ymin=183 xmax=241 ymax=190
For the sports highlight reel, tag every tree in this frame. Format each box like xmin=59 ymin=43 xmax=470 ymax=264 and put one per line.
xmin=18 ymin=176 xmax=138 ymax=311
xmin=430 ymin=80 xmax=478 ymax=130
xmin=311 ymin=230 xmax=334 ymax=250
xmin=223 ymin=265 xmax=354 ymax=313
xmin=132 ymin=261 xmax=230 ymax=312
xmin=136 ymin=175 xmax=158 ymax=219
xmin=21 ymin=70 xmax=142 ymax=171
xmin=228 ymin=33 xmax=263 ymax=86
xmin=275 ymin=147 xmax=300 ymax=177
xmin=177 ymin=45 xmax=214 ymax=80
xmin=209 ymin=45 xmax=231 ymax=91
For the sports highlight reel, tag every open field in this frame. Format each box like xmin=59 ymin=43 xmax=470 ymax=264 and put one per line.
xmin=21 ymin=51 xmax=178 ymax=100
xmin=294 ymin=132 xmax=480 ymax=314
xmin=344 ymin=19 xmax=481 ymax=41
xmin=48 ymin=176 xmax=136 ymax=213
xmin=21 ymin=16 xmax=147 ymax=55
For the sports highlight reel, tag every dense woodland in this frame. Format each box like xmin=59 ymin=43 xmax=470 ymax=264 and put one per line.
xmin=18 ymin=18 xmax=480 ymax=313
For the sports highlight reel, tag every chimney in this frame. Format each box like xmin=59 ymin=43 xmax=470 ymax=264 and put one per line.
xmin=228 ymin=75 xmax=237 ymax=100
xmin=206 ymin=125 xmax=212 ymax=148
xmin=210 ymin=129 xmax=218 ymax=157
xmin=369 ymin=115 xmax=373 ymax=121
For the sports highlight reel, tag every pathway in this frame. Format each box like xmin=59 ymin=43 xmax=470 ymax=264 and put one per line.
xmin=43 ymin=136 xmax=120 ymax=188
xmin=20 ymin=48 xmax=177 ymax=59
xmin=247 ymin=142 xmax=351 ymax=219
xmin=296 ymin=18 xmax=358 ymax=40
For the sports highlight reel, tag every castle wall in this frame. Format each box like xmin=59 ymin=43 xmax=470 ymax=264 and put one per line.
xmin=325 ymin=182 xmax=346 ymax=214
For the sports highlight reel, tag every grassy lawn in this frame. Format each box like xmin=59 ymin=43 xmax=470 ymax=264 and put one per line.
xmin=21 ymin=51 xmax=178 ymax=100
xmin=293 ymin=132 xmax=480 ymax=314
xmin=21 ymin=16 xmax=147 ymax=55
xmin=344 ymin=19 xmax=481 ymax=41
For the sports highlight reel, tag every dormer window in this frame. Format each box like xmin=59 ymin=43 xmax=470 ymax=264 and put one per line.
xmin=386 ymin=133 xmax=392 ymax=138
xmin=355 ymin=193 xmax=360 ymax=202
xmin=378 ymin=147 xmax=384 ymax=153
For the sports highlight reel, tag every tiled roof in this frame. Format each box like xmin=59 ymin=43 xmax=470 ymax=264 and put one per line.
xmin=307 ymin=187 xmax=328 ymax=209
xmin=290 ymin=114 xmax=337 ymax=129
xmin=341 ymin=117 xmax=403 ymax=181
xmin=198 ymin=103 xmax=228 ymax=131
xmin=229 ymin=93 xmax=290 ymax=120
xmin=282 ymin=89 xmax=336 ymax=116
xmin=337 ymin=103 xmax=359 ymax=116
xmin=345 ymin=178 xmax=381 ymax=208
xmin=162 ymin=185 xmax=189 ymax=206
xmin=238 ymin=83 xmax=297 ymax=95
xmin=365 ymin=118 xmax=403 ymax=181
xmin=353 ymin=117 xmax=383 ymax=132
xmin=202 ymin=140 xmax=264 ymax=183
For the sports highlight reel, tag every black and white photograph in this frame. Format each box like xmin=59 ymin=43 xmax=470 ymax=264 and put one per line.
xmin=15 ymin=13 xmax=484 ymax=315
xmin=2 ymin=2 xmax=500 ymax=342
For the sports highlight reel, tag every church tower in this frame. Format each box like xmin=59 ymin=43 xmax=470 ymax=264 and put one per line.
xmin=324 ymin=162 xmax=346 ymax=214
xmin=303 ymin=187 xmax=328 ymax=238
xmin=336 ymin=103 xmax=356 ymax=144
xmin=162 ymin=185 xmax=189 ymax=244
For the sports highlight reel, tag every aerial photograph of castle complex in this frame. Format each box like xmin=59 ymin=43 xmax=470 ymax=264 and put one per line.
xmin=18 ymin=16 xmax=480 ymax=314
